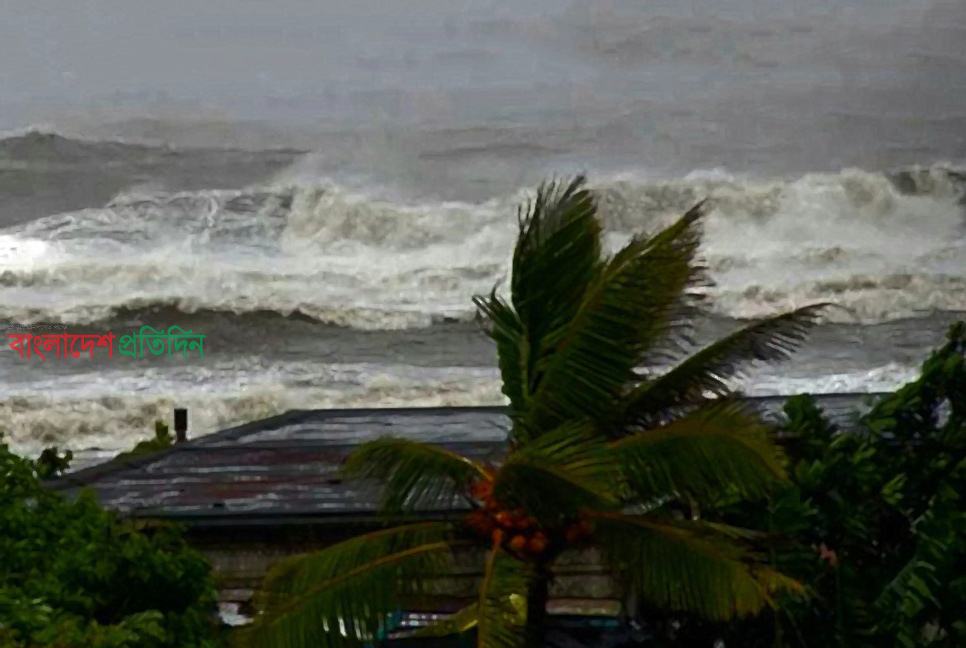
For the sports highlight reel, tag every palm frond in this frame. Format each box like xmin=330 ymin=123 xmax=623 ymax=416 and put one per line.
xmin=615 ymin=199 xmax=710 ymax=367
xmin=619 ymin=304 xmax=829 ymax=427
xmin=343 ymin=438 xmax=487 ymax=513
xmin=592 ymin=513 xmax=804 ymax=621
xmin=473 ymin=290 xmax=530 ymax=416
xmin=510 ymin=175 xmax=602 ymax=342
xmin=477 ymin=543 xmax=533 ymax=648
xmin=403 ymin=551 xmax=532 ymax=648
xmin=239 ymin=522 xmax=454 ymax=648
xmin=520 ymin=203 xmax=707 ymax=436
xmin=611 ymin=402 xmax=787 ymax=504
xmin=495 ymin=421 xmax=621 ymax=518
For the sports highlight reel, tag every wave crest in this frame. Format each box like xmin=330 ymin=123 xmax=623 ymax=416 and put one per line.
xmin=0 ymin=163 xmax=963 ymax=327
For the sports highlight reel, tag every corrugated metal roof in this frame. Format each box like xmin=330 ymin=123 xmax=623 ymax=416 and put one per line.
xmin=46 ymin=394 xmax=883 ymax=524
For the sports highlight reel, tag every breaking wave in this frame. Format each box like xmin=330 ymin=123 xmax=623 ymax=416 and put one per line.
xmin=0 ymin=160 xmax=964 ymax=328
xmin=0 ymin=356 xmax=921 ymax=464
xmin=0 ymin=360 xmax=506 ymax=463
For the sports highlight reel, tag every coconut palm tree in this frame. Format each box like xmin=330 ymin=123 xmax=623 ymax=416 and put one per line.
xmin=239 ymin=176 xmax=826 ymax=648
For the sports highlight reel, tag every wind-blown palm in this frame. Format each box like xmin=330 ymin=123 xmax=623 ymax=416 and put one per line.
xmin=241 ymin=177 xmax=826 ymax=648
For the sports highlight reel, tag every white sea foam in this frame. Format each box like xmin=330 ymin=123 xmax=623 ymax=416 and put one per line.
xmin=3 ymin=357 xmax=921 ymax=462
xmin=742 ymin=362 xmax=922 ymax=396
xmin=0 ymin=361 xmax=505 ymax=459
xmin=0 ymin=165 xmax=962 ymax=328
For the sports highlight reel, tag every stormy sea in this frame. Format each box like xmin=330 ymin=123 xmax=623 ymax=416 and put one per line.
xmin=1 ymin=0 xmax=965 ymax=466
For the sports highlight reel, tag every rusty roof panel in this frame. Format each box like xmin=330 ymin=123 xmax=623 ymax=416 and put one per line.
xmin=192 ymin=407 xmax=511 ymax=447
xmin=46 ymin=396 xmax=882 ymax=523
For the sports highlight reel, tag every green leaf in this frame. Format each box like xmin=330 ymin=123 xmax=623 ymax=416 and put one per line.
xmin=474 ymin=291 xmax=530 ymax=416
xmin=240 ymin=522 xmax=455 ymax=648
xmin=619 ymin=304 xmax=829 ymax=428
xmin=521 ymin=202 xmax=707 ymax=436
xmin=477 ymin=546 xmax=533 ymax=648
xmin=495 ymin=421 xmax=620 ymax=518
xmin=510 ymin=175 xmax=602 ymax=346
xmin=477 ymin=176 xmax=602 ymax=428
xmin=612 ymin=402 xmax=787 ymax=504
xmin=593 ymin=513 xmax=804 ymax=621
xmin=343 ymin=438 xmax=487 ymax=513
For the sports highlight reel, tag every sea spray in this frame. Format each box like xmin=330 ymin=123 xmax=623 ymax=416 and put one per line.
xmin=0 ymin=165 xmax=963 ymax=327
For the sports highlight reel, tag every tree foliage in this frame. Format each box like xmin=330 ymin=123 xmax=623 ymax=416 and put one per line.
xmin=0 ymin=439 xmax=221 ymax=648
xmin=243 ymin=176 xmax=826 ymax=648
xmin=110 ymin=420 xmax=176 ymax=463
xmin=644 ymin=322 xmax=966 ymax=647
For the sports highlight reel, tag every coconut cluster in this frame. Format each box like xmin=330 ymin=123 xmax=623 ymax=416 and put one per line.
xmin=465 ymin=473 xmax=594 ymax=560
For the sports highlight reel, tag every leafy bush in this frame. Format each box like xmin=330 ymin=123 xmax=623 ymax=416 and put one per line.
xmin=111 ymin=421 xmax=175 ymax=463
xmin=0 ymin=438 xmax=222 ymax=647
xmin=642 ymin=322 xmax=966 ymax=647
xmin=34 ymin=446 xmax=73 ymax=480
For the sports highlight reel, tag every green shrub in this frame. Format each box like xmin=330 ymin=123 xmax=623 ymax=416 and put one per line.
xmin=111 ymin=421 xmax=175 ymax=463
xmin=641 ymin=322 xmax=966 ymax=647
xmin=0 ymin=439 xmax=222 ymax=647
xmin=34 ymin=446 xmax=73 ymax=480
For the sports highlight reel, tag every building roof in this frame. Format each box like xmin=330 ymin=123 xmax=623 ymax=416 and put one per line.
xmin=47 ymin=394 xmax=883 ymax=526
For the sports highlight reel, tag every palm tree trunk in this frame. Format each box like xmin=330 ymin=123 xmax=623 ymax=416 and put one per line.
xmin=526 ymin=562 xmax=551 ymax=648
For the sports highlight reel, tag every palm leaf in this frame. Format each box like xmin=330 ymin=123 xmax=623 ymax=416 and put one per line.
xmin=476 ymin=177 xmax=602 ymax=423
xmin=343 ymin=438 xmax=487 ymax=513
xmin=477 ymin=543 xmax=533 ymax=648
xmin=473 ymin=176 xmax=601 ymax=426
xmin=473 ymin=290 xmax=530 ymax=417
xmin=520 ymin=202 xmax=707 ymax=436
xmin=403 ymin=549 xmax=533 ymax=648
xmin=592 ymin=513 xmax=804 ymax=621
xmin=618 ymin=303 xmax=829 ymax=428
xmin=239 ymin=522 xmax=454 ymax=648
xmin=510 ymin=175 xmax=602 ymax=344
xmin=613 ymin=199 xmax=709 ymax=367
xmin=495 ymin=420 xmax=621 ymax=518
xmin=611 ymin=402 xmax=787 ymax=504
